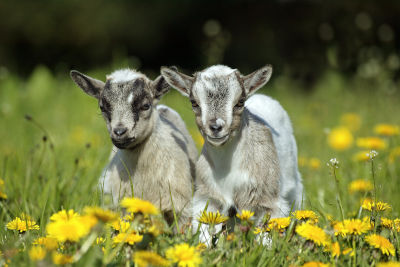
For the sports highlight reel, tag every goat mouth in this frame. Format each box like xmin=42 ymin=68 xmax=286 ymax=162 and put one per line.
xmin=206 ymin=134 xmax=229 ymax=146
xmin=112 ymin=137 xmax=136 ymax=149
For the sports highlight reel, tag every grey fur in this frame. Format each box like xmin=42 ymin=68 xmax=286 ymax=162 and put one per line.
xmin=70 ymin=69 xmax=197 ymax=227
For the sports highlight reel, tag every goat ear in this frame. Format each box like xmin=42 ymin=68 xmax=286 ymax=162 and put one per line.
xmin=151 ymin=75 xmax=170 ymax=100
xmin=160 ymin=66 xmax=193 ymax=97
xmin=70 ymin=70 xmax=105 ymax=99
xmin=242 ymin=65 xmax=273 ymax=95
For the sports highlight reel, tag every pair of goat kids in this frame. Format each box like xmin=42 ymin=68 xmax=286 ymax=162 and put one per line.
xmin=70 ymin=64 xmax=303 ymax=244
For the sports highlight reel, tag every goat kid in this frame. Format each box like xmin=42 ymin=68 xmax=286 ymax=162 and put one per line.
xmin=70 ymin=68 xmax=197 ymax=226
xmin=161 ymin=65 xmax=303 ymax=243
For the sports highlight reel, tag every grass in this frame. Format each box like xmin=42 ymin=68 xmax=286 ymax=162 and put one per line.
xmin=0 ymin=65 xmax=400 ymax=266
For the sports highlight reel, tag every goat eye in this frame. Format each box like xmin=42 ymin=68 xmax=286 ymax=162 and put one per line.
xmin=235 ymin=98 xmax=245 ymax=108
xmin=141 ymin=103 xmax=151 ymax=110
xmin=190 ymin=100 xmax=199 ymax=108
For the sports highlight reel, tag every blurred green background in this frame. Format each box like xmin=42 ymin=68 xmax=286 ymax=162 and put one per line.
xmin=0 ymin=0 xmax=400 ymax=219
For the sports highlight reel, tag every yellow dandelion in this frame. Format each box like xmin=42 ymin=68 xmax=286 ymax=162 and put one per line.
xmin=236 ymin=210 xmax=254 ymax=222
xmin=348 ymin=179 xmax=373 ymax=193
xmin=309 ymin=158 xmax=321 ymax=170
xmin=192 ymin=131 xmax=204 ymax=148
xmin=293 ymin=210 xmax=319 ymax=223
xmin=50 ymin=209 xmax=79 ymax=222
xmin=226 ymin=233 xmax=236 ymax=241
xmin=377 ymin=262 xmax=400 ymax=267
xmin=113 ymin=232 xmax=143 ymax=245
xmin=46 ymin=216 xmax=94 ymax=243
xmin=196 ymin=243 xmax=207 ymax=251
xmin=362 ymin=199 xmax=391 ymax=211
xmin=394 ymin=219 xmax=400 ymax=232
xmin=267 ymin=217 xmax=291 ymax=232
xmin=340 ymin=113 xmax=361 ymax=132
xmin=120 ymin=197 xmax=159 ymax=215
xmin=133 ymin=251 xmax=169 ymax=267
xmin=374 ymin=124 xmax=399 ymax=136
xmin=342 ymin=247 xmax=354 ymax=256
xmin=123 ymin=213 xmax=135 ymax=221
xmin=327 ymin=126 xmax=354 ymax=150
xmin=52 ymin=252 xmax=73 ymax=265
xmin=83 ymin=206 xmax=118 ymax=223
xmin=109 ymin=218 xmax=131 ymax=232
xmin=381 ymin=217 xmax=394 ymax=229
xmin=296 ymin=222 xmax=330 ymax=246
xmin=253 ymin=227 xmax=264 ymax=234
xmin=166 ymin=243 xmax=202 ymax=267
xmin=334 ymin=218 xmax=371 ymax=237
xmin=6 ymin=217 xmax=39 ymax=232
xmin=357 ymin=137 xmax=387 ymax=150
xmin=389 ymin=146 xmax=400 ymax=164
xmin=33 ymin=237 xmax=58 ymax=250
xmin=365 ymin=234 xmax=395 ymax=256
xmin=29 ymin=246 xmax=46 ymax=261
xmin=146 ymin=225 xmax=162 ymax=237
xmin=330 ymin=242 xmax=340 ymax=258
xmin=96 ymin=237 xmax=105 ymax=245
xmin=352 ymin=150 xmax=371 ymax=162
xmin=197 ymin=210 xmax=228 ymax=225
xmin=302 ymin=261 xmax=330 ymax=267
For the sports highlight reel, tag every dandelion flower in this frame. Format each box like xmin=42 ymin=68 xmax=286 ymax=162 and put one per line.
xmin=296 ymin=222 xmax=330 ymax=246
xmin=394 ymin=219 xmax=400 ymax=232
xmin=29 ymin=246 xmax=46 ymax=261
xmin=365 ymin=234 xmax=395 ymax=256
xmin=334 ymin=219 xmax=371 ymax=237
xmin=327 ymin=127 xmax=353 ymax=150
xmin=381 ymin=218 xmax=394 ymax=229
xmin=340 ymin=113 xmax=361 ymax=132
xmin=120 ymin=197 xmax=159 ymax=215
xmin=377 ymin=262 xmax=400 ymax=267
xmin=330 ymin=242 xmax=340 ymax=258
xmin=47 ymin=216 xmax=94 ymax=242
xmin=197 ymin=210 xmax=228 ymax=225
xmin=309 ymin=158 xmax=321 ymax=170
xmin=109 ymin=218 xmax=131 ymax=233
xmin=374 ymin=124 xmax=399 ymax=136
xmin=50 ymin=209 xmax=80 ymax=222
xmin=302 ymin=261 xmax=330 ymax=267
xmin=166 ymin=243 xmax=202 ymax=267
xmin=7 ymin=217 xmax=39 ymax=232
xmin=342 ymin=247 xmax=354 ymax=256
xmin=113 ymin=232 xmax=143 ymax=245
xmin=267 ymin=217 xmax=291 ymax=232
xmin=96 ymin=237 xmax=105 ymax=245
xmin=348 ymin=179 xmax=373 ymax=193
xmin=352 ymin=150 xmax=371 ymax=162
xmin=33 ymin=237 xmax=58 ymax=250
xmin=293 ymin=210 xmax=319 ymax=223
xmin=52 ymin=252 xmax=73 ymax=265
xmin=362 ymin=199 xmax=391 ymax=211
xmin=83 ymin=206 xmax=118 ymax=223
xmin=357 ymin=137 xmax=387 ymax=150
xmin=133 ymin=251 xmax=169 ymax=267
xmin=236 ymin=210 xmax=254 ymax=222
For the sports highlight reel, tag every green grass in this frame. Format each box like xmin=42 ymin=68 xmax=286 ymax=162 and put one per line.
xmin=0 ymin=65 xmax=400 ymax=266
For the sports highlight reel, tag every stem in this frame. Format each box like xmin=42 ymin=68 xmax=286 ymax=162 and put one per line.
xmin=333 ymin=168 xmax=345 ymax=221
xmin=352 ymin=237 xmax=356 ymax=267
xmin=371 ymin=159 xmax=378 ymax=233
xmin=73 ymin=231 xmax=98 ymax=262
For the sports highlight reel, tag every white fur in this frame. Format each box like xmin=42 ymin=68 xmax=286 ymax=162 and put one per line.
xmin=245 ymin=94 xmax=303 ymax=209
xmin=127 ymin=92 xmax=133 ymax=103
xmin=200 ymin=65 xmax=236 ymax=78
xmin=107 ymin=69 xmax=144 ymax=83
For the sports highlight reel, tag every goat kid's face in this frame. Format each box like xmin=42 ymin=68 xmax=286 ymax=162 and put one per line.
xmin=70 ymin=70 xmax=170 ymax=149
xmin=161 ymin=65 xmax=272 ymax=146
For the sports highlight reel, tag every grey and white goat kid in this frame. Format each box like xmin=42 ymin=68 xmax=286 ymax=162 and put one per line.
xmin=161 ymin=65 xmax=303 ymax=243
xmin=70 ymin=68 xmax=197 ymax=226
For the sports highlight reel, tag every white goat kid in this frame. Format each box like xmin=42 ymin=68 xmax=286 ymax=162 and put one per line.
xmin=70 ymin=68 xmax=197 ymax=226
xmin=161 ymin=65 xmax=303 ymax=243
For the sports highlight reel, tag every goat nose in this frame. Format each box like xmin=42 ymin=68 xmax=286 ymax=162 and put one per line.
xmin=209 ymin=123 xmax=223 ymax=132
xmin=113 ymin=127 xmax=127 ymax=137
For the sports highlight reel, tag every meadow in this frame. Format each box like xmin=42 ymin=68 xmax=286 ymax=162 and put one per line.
xmin=0 ymin=65 xmax=400 ymax=266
